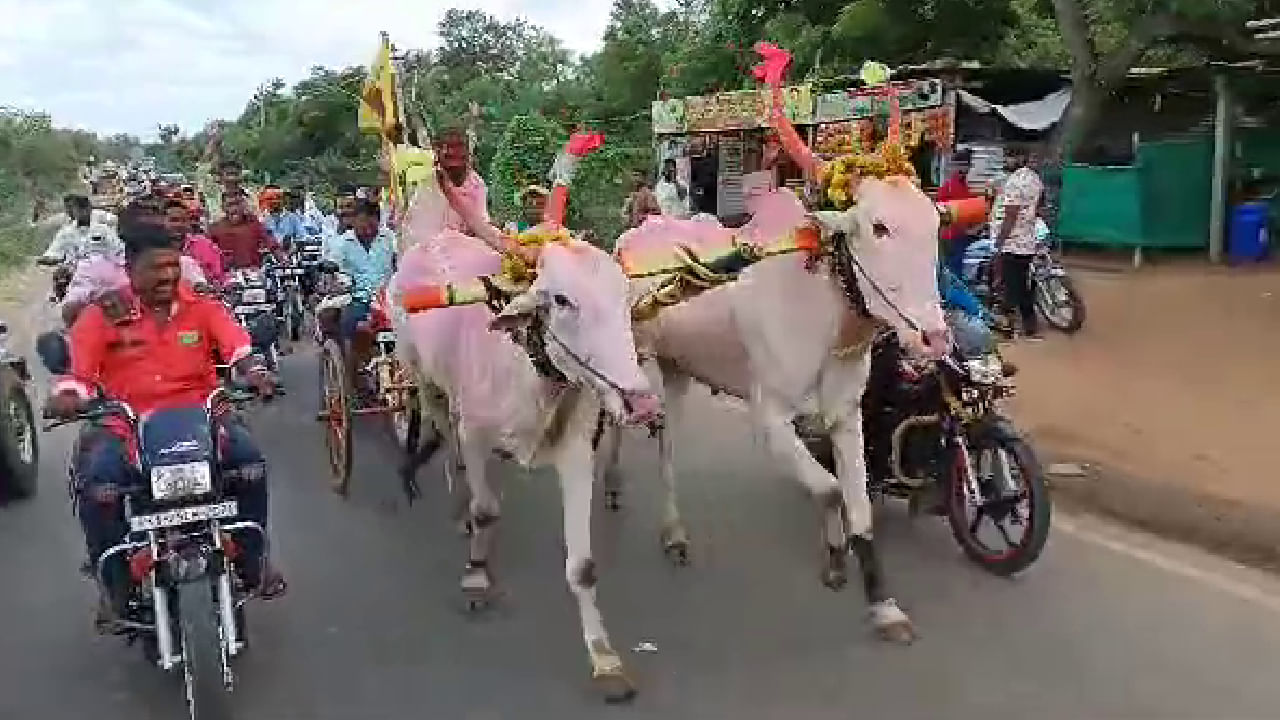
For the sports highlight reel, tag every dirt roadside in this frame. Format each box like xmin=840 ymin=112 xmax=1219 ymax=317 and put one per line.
xmin=1005 ymin=262 xmax=1280 ymax=571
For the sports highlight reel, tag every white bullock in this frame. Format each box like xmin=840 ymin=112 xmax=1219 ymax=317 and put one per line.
xmin=390 ymin=182 xmax=661 ymax=702
xmin=598 ymin=178 xmax=949 ymax=642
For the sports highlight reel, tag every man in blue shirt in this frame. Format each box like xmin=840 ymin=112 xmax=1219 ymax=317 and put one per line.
xmin=262 ymin=188 xmax=307 ymax=249
xmin=325 ymin=198 xmax=396 ymax=398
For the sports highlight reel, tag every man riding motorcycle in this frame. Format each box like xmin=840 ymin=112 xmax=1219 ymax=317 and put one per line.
xmin=164 ymin=198 xmax=225 ymax=287
xmin=43 ymin=223 xmax=287 ymax=630
xmin=210 ymin=192 xmax=282 ymax=271
xmin=38 ymin=195 xmax=124 ymax=300
xmin=262 ymin=188 xmax=306 ymax=250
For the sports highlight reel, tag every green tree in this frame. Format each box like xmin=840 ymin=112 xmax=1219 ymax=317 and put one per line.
xmin=1044 ymin=0 xmax=1276 ymax=160
xmin=488 ymin=113 xmax=564 ymax=226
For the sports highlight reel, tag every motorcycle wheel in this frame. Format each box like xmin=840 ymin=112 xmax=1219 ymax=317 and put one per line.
xmin=177 ymin=581 xmax=234 ymax=720
xmin=0 ymin=368 xmax=38 ymax=501
xmin=286 ymin=296 xmax=303 ymax=343
xmin=945 ymin=422 xmax=1051 ymax=576
xmin=1035 ymin=275 xmax=1086 ymax=334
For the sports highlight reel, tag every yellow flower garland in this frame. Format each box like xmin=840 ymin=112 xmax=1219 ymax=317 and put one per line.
xmin=498 ymin=224 xmax=575 ymax=284
xmin=818 ymin=140 xmax=918 ymax=210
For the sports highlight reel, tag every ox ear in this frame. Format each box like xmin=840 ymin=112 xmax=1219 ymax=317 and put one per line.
xmin=489 ymin=289 xmax=546 ymax=332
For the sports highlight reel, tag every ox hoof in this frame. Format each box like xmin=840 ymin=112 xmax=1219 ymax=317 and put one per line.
xmin=871 ymin=600 xmax=916 ymax=645
xmin=604 ymin=490 xmax=622 ymax=512
xmin=821 ymin=545 xmax=848 ymax=590
xmin=592 ymin=668 xmax=637 ymax=704
xmin=460 ymin=566 xmax=493 ymax=612
xmin=660 ymin=526 xmax=691 ymax=566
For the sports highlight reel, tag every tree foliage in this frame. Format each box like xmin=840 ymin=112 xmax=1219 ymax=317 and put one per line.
xmin=8 ymin=0 xmax=1269 ymax=257
xmin=488 ymin=113 xmax=564 ymax=224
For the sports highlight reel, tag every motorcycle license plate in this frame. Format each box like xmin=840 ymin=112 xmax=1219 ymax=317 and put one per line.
xmin=1047 ymin=267 xmax=1068 ymax=278
xmin=376 ymin=331 xmax=396 ymax=343
xmin=129 ymin=500 xmax=238 ymax=533
xmin=150 ymin=461 xmax=213 ymax=501
xmin=241 ymin=288 xmax=268 ymax=304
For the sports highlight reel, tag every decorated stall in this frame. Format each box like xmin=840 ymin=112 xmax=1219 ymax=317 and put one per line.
xmin=652 ymin=70 xmax=959 ymax=217
xmin=651 ymin=84 xmax=814 ymax=218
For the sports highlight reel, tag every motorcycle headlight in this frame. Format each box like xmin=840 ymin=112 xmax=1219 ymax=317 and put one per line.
xmin=150 ymin=461 xmax=213 ymax=501
xmin=963 ymin=354 xmax=1004 ymax=385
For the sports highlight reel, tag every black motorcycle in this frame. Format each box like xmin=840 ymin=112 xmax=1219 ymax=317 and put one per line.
xmin=962 ymin=230 xmax=1087 ymax=335
xmin=223 ymin=267 xmax=280 ymax=371
xmin=45 ymin=386 xmax=266 ymax=719
xmin=267 ymin=256 xmax=306 ymax=346
xmin=0 ymin=319 xmax=37 ymax=502
xmin=801 ymin=316 xmax=1051 ymax=576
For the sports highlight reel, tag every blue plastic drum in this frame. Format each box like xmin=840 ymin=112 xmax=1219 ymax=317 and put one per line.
xmin=1228 ymin=202 xmax=1271 ymax=263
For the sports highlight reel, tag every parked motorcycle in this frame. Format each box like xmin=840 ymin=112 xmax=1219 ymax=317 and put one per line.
xmin=44 ymin=385 xmax=267 ymax=719
xmin=799 ymin=314 xmax=1051 ymax=576
xmin=0 ymin=320 xmax=37 ymax=501
xmin=961 ymin=221 xmax=1087 ymax=334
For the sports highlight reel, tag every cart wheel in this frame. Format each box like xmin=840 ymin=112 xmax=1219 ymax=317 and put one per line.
xmin=386 ymin=360 xmax=415 ymax=451
xmin=319 ymin=339 xmax=353 ymax=495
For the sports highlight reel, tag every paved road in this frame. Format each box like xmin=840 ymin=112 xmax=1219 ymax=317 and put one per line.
xmin=4 ymin=349 xmax=1280 ymax=719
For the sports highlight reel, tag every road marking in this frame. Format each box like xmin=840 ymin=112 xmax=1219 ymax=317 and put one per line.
xmin=1057 ymin=516 xmax=1280 ymax=616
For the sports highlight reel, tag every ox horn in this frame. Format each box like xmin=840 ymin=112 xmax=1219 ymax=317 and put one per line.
xmin=399 ymin=275 xmax=527 ymax=314
xmin=936 ymin=195 xmax=990 ymax=228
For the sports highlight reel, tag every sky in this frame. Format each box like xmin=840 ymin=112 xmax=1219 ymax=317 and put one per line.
xmin=0 ymin=0 xmax=642 ymax=139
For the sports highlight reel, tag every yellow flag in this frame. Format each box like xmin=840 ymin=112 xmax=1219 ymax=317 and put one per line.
xmin=358 ymin=36 xmax=398 ymax=136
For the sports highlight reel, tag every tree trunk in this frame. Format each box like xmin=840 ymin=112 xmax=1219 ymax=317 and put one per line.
xmin=1048 ymin=80 xmax=1103 ymax=165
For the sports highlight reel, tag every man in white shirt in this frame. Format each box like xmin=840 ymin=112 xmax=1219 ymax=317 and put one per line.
xmin=653 ymin=158 xmax=689 ymax=218
xmin=990 ymin=147 xmax=1044 ymax=340
xmin=41 ymin=195 xmax=122 ymax=265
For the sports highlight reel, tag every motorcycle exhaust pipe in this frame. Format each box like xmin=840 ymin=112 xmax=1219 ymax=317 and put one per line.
xmin=148 ymin=533 xmax=180 ymax=670
xmin=212 ymin=522 xmax=241 ymax=658
xmin=890 ymin=414 xmax=941 ymax=489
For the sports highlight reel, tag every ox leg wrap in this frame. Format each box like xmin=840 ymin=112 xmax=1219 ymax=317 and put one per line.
xmin=848 ymin=534 xmax=887 ymax=604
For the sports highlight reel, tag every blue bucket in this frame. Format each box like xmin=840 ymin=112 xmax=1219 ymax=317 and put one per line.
xmin=1228 ymin=203 xmax=1271 ymax=263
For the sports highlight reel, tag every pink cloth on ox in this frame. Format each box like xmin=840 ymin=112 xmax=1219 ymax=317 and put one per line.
xmin=392 ymin=228 xmax=514 ymax=430
xmin=614 ymin=188 xmax=809 ymax=275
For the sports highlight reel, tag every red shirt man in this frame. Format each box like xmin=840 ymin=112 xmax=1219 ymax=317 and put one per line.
xmin=55 ymin=282 xmax=254 ymax=415
xmin=209 ymin=194 xmax=279 ymax=269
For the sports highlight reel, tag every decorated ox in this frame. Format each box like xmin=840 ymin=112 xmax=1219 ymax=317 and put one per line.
xmin=389 ymin=170 xmax=661 ymax=702
xmin=595 ymin=43 xmax=953 ymax=643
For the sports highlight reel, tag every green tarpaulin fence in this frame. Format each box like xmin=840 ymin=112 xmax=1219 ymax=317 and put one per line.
xmin=1058 ymin=136 xmax=1212 ymax=249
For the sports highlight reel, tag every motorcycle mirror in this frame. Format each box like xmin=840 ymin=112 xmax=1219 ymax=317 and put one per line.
xmin=36 ymin=331 xmax=72 ymax=375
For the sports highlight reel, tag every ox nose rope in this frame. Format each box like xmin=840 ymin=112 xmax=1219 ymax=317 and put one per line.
xmin=829 ymin=231 xmax=924 ymax=336
xmin=848 ymin=255 xmax=921 ymax=334
xmin=543 ymin=329 xmax=636 ymax=415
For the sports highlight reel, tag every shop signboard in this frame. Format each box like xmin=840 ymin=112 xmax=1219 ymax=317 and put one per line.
xmin=813 ymin=79 xmax=944 ymax=123
xmin=658 ymin=84 xmax=813 ymax=133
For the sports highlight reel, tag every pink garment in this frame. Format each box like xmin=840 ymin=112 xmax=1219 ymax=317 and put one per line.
xmin=615 ymin=183 xmax=948 ymax=358
xmin=615 ymin=188 xmax=808 ymax=277
xmin=441 ymin=170 xmax=490 ymax=236
xmin=393 ymin=179 xmax=654 ymax=443
xmin=62 ymin=256 xmax=129 ymax=309
xmin=183 ymin=233 xmax=226 ymax=286
xmin=61 ymin=255 xmax=209 ymax=312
